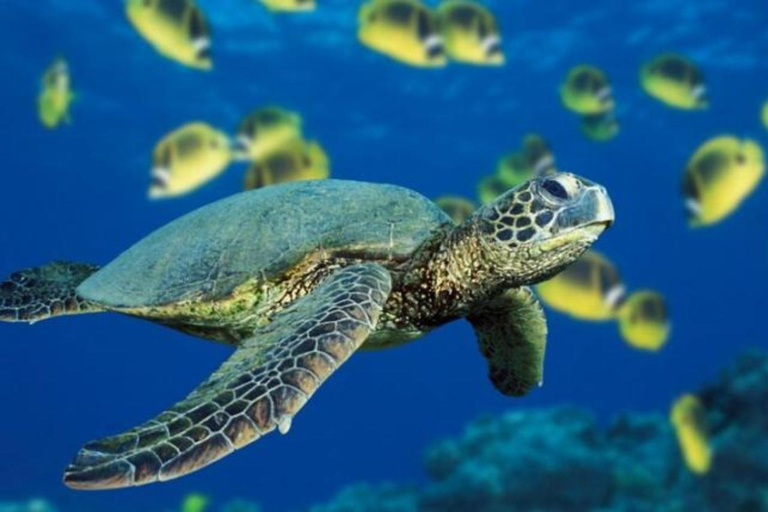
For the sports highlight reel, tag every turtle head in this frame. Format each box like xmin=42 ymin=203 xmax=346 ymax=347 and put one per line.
xmin=469 ymin=172 xmax=614 ymax=288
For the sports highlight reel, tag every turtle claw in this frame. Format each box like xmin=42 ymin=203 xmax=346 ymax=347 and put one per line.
xmin=278 ymin=417 xmax=292 ymax=435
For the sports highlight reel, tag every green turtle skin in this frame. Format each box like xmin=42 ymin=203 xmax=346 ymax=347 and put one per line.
xmin=1 ymin=174 xmax=614 ymax=490
xmin=79 ymin=180 xmax=450 ymax=310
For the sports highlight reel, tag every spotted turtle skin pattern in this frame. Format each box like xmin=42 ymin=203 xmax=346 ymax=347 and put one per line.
xmin=0 ymin=262 xmax=101 ymax=322
xmin=477 ymin=182 xmax=557 ymax=247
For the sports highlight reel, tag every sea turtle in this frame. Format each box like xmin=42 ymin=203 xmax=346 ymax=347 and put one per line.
xmin=0 ymin=174 xmax=614 ymax=490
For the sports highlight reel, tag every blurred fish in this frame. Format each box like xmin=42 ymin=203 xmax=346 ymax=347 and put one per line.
xmin=436 ymin=0 xmax=504 ymax=66
xmin=221 ymin=500 xmax=261 ymax=512
xmin=477 ymin=174 xmax=510 ymax=205
xmin=181 ymin=494 xmax=210 ymax=512
xmin=617 ymin=290 xmax=670 ymax=352
xmin=670 ymin=394 xmax=712 ymax=475
xmin=520 ymin=134 xmax=556 ymax=174
xmin=580 ymin=110 xmax=619 ymax=142
xmin=436 ymin=195 xmax=476 ymax=224
xmin=149 ymin=122 xmax=232 ymax=199
xmin=234 ymin=107 xmax=303 ymax=162
xmin=682 ymin=136 xmax=765 ymax=227
xmin=497 ymin=134 xmax=556 ymax=186
xmin=37 ymin=57 xmax=75 ymax=129
xmin=260 ymin=0 xmax=315 ymax=12
xmin=0 ymin=499 xmax=57 ymax=512
xmin=536 ymin=249 xmax=625 ymax=322
xmin=560 ymin=65 xmax=614 ymax=115
xmin=641 ymin=53 xmax=707 ymax=110
xmin=358 ymin=0 xmax=446 ymax=68
xmin=497 ymin=153 xmax=531 ymax=188
xmin=762 ymin=100 xmax=768 ymax=130
xmin=244 ymin=139 xmax=329 ymax=190
xmin=126 ymin=0 xmax=212 ymax=70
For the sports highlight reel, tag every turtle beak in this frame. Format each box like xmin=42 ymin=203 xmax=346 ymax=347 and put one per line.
xmin=589 ymin=186 xmax=615 ymax=230
xmin=595 ymin=187 xmax=615 ymax=228
xmin=557 ymin=184 xmax=615 ymax=233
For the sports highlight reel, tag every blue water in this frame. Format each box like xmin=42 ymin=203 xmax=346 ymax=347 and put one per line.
xmin=1 ymin=1 xmax=767 ymax=510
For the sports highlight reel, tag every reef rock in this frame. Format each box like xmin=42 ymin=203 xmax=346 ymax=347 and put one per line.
xmin=311 ymin=351 xmax=768 ymax=512
xmin=0 ymin=500 xmax=57 ymax=512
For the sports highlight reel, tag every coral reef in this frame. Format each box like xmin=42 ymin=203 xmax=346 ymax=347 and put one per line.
xmin=220 ymin=499 xmax=262 ymax=512
xmin=0 ymin=500 xmax=56 ymax=512
xmin=311 ymin=351 xmax=768 ymax=512
xmin=310 ymin=484 xmax=418 ymax=512
xmin=6 ymin=352 xmax=767 ymax=512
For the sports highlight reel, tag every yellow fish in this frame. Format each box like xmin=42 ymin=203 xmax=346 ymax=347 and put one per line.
xmin=560 ymin=65 xmax=614 ymax=115
xmin=259 ymin=0 xmax=315 ymax=12
xmin=126 ymin=0 xmax=212 ymax=70
xmin=682 ymin=136 xmax=764 ymax=227
xmin=234 ymin=107 xmax=304 ymax=162
xmin=761 ymin=100 xmax=768 ymax=130
xmin=37 ymin=57 xmax=75 ymax=129
xmin=358 ymin=0 xmax=446 ymax=68
xmin=671 ymin=394 xmax=712 ymax=475
xmin=244 ymin=139 xmax=329 ymax=190
xmin=580 ymin=111 xmax=619 ymax=142
xmin=477 ymin=174 xmax=510 ymax=205
xmin=641 ymin=54 xmax=707 ymax=110
xmin=536 ymin=249 xmax=625 ymax=322
xmin=149 ymin=122 xmax=232 ymax=199
xmin=181 ymin=494 xmax=210 ymax=512
xmin=617 ymin=290 xmax=670 ymax=352
xmin=497 ymin=134 xmax=556 ymax=187
xmin=435 ymin=195 xmax=476 ymax=224
xmin=436 ymin=0 xmax=504 ymax=66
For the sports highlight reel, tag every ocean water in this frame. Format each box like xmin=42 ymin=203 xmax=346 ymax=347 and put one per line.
xmin=1 ymin=1 xmax=767 ymax=511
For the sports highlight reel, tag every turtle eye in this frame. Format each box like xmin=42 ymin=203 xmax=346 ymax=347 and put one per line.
xmin=542 ymin=179 xmax=569 ymax=201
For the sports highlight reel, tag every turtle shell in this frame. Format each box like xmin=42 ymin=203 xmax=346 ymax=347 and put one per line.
xmin=78 ymin=180 xmax=451 ymax=309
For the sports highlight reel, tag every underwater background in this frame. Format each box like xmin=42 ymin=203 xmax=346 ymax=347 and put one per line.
xmin=1 ymin=0 xmax=768 ymax=510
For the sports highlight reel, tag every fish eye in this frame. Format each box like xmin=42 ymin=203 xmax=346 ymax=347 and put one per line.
xmin=542 ymin=179 xmax=569 ymax=200
xmin=735 ymin=153 xmax=746 ymax=165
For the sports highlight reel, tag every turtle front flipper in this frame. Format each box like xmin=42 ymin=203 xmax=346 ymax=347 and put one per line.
xmin=468 ymin=287 xmax=547 ymax=397
xmin=63 ymin=263 xmax=392 ymax=490
xmin=0 ymin=262 xmax=102 ymax=323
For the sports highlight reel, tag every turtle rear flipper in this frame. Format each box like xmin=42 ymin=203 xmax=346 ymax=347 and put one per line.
xmin=63 ymin=263 xmax=392 ymax=490
xmin=0 ymin=262 xmax=102 ymax=323
xmin=468 ymin=286 xmax=547 ymax=397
